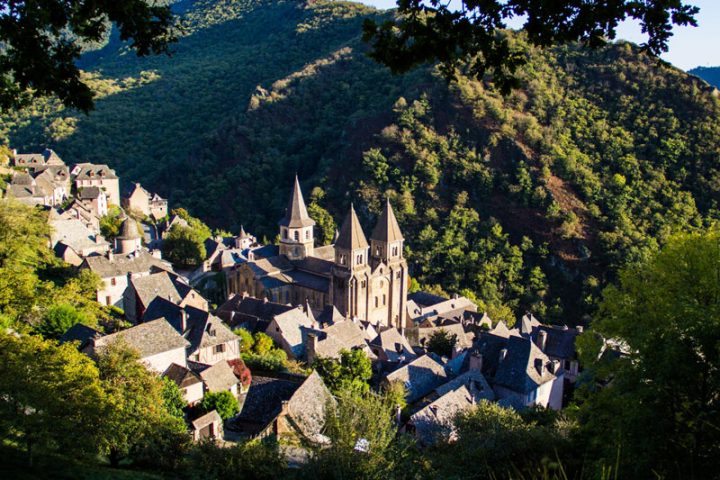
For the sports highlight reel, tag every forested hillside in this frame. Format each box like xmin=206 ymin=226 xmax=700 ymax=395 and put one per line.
xmin=689 ymin=66 xmax=720 ymax=88
xmin=2 ymin=0 xmax=719 ymax=323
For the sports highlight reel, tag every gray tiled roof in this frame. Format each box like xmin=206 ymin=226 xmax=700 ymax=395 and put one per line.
xmin=527 ymin=324 xmax=579 ymax=360
xmin=82 ymin=250 xmax=172 ymax=278
xmin=235 ymin=375 xmax=302 ymax=431
xmin=216 ymin=295 xmax=294 ymax=332
xmin=199 ymin=361 xmax=238 ymax=392
xmin=313 ymin=320 xmax=372 ymax=359
xmin=278 ymin=176 xmax=315 ymax=228
xmin=163 ymin=362 xmax=202 ymax=388
xmin=385 ymin=354 xmax=448 ymax=403
xmin=78 ymin=186 xmax=102 ymax=200
xmin=117 ymin=217 xmax=141 ymax=240
xmin=59 ymin=323 xmax=102 ymax=349
xmin=370 ymin=327 xmax=416 ymax=363
xmin=271 ymin=308 xmax=316 ymax=358
xmin=93 ymin=319 xmax=189 ymax=358
xmin=335 ymin=204 xmax=368 ymax=250
xmin=192 ymin=410 xmax=222 ymax=430
xmin=73 ymin=163 xmax=118 ymax=180
xmin=131 ymin=271 xmax=194 ymax=308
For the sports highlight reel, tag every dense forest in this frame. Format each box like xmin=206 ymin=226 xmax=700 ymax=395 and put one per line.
xmin=2 ymin=0 xmax=719 ymax=324
xmin=689 ymin=66 xmax=720 ymax=88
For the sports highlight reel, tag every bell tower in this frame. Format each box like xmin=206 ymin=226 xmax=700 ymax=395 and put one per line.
xmin=278 ymin=176 xmax=315 ymax=261
xmin=369 ymin=199 xmax=408 ymax=328
xmin=331 ymin=204 xmax=370 ymax=320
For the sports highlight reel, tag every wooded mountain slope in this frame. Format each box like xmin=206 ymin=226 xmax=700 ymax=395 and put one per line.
xmin=2 ymin=0 xmax=719 ymax=323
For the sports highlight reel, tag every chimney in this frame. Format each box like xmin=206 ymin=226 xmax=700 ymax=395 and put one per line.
xmin=180 ymin=309 xmax=187 ymax=333
xmin=576 ymin=325 xmax=584 ymax=333
xmin=306 ymin=332 xmax=317 ymax=365
xmin=537 ymin=330 xmax=548 ymax=351
xmin=469 ymin=352 xmax=483 ymax=372
xmin=107 ymin=250 xmax=114 ymax=262
xmin=499 ymin=348 xmax=507 ymax=363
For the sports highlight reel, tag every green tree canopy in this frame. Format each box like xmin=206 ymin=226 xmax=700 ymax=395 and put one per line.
xmin=0 ymin=0 xmax=177 ymax=111
xmin=314 ymin=349 xmax=372 ymax=394
xmin=363 ymin=0 xmax=698 ymax=93
xmin=200 ymin=391 xmax=240 ymax=421
xmin=576 ymin=228 xmax=720 ymax=478
xmin=96 ymin=340 xmax=185 ymax=467
xmin=35 ymin=303 xmax=91 ymax=339
xmin=425 ymin=328 xmax=458 ymax=357
xmin=0 ymin=333 xmax=107 ymax=465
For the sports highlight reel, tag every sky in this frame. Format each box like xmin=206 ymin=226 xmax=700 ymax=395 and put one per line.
xmin=357 ymin=0 xmax=720 ymax=71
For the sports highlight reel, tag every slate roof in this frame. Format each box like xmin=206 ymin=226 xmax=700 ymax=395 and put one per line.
xmin=316 ymin=305 xmax=344 ymax=327
xmin=519 ymin=313 xmax=542 ymax=335
xmin=408 ymin=292 xmax=448 ymax=308
xmin=271 ymin=308 xmax=316 ymax=358
xmin=370 ymin=327 xmax=416 ymax=363
xmin=82 ymin=250 xmax=172 ymax=278
xmin=118 ymin=217 xmax=141 ymax=240
xmin=313 ymin=245 xmax=336 ymax=260
xmin=73 ymin=163 xmax=118 ymax=180
xmin=50 ymin=218 xmax=108 ymax=252
xmin=59 ymin=323 xmax=102 ymax=349
xmin=312 ymin=320 xmax=373 ymax=359
xmin=216 ymin=295 xmax=295 ymax=331
xmin=385 ymin=354 xmax=448 ymax=403
xmin=131 ymin=271 xmax=194 ymax=308
xmin=527 ymin=324 xmax=579 ymax=360
xmin=418 ymin=323 xmax=473 ymax=350
xmin=473 ymin=333 xmax=556 ymax=395
xmin=434 ymin=369 xmax=494 ymax=400
xmin=293 ymin=256 xmax=334 ymax=276
xmin=285 ymin=269 xmax=329 ymax=292
xmin=163 ymin=362 xmax=203 ymax=388
xmin=78 ymin=186 xmax=102 ymax=200
xmin=278 ymin=176 xmax=315 ymax=228
xmin=249 ymin=244 xmax=279 ymax=259
xmin=144 ymin=299 xmax=237 ymax=354
xmin=192 ymin=410 xmax=222 ymax=430
xmin=335 ymin=204 xmax=368 ymax=250
xmin=93 ymin=319 xmax=190 ymax=358
xmin=370 ymin=199 xmax=404 ymax=243
xmin=234 ymin=375 xmax=303 ymax=432
xmin=198 ymin=361 xmax=238 ymax=392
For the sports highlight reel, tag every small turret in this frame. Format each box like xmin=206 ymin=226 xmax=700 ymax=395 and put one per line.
xmin=278 ymin=176 xmax=315 ymax=260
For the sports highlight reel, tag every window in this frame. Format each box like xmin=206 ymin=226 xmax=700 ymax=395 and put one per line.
xmin=375 ymin=297 xmax=379 ymax=308
xmin=110 ymin=278 xmax=116 ymax=286
xmin=305 ymin=230 xmax=310 ymax=240
xmin=105 ymin=296 xmax=112 ymax=306
xmin=392 ymin=246 xmax=399 ymax=256
xmin=282 ymin=228 xmax=287 ymax=239
xmin=294 ymin=231 xmax=299 ymax=241
xmin=356 ymin=254 xmax=362 ymax=264
xmin=396 ymin=271 xmax=402 ymax=279
xmin=215 ymin=344 xmax=225 ymax=354
xmin=361 ymin=280 xmax=366 ymax=288
xmin=375 ymin=246 xmax=380 ymax=256
xmin=383 ymin=294 xmax=386 ymax=305
xmin=339 ymin=254 xmax=346 ymax=265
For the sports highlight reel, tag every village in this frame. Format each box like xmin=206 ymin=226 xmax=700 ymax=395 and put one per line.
xmin=2 ymin=148 xmax=583 ymax=449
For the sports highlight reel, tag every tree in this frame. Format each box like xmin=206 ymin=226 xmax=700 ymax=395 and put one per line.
xmin=184 ymin=438 xmax=284 ymax=480
xmin=234 ymin=327 xmax=255 ymax=353
xmin=200 ymin=391 xmax=240 ymax=421
xmin=363 ymin=0 xmax=698 ymax=92
xmin=576 ymin=228 xmax=720 ymax=478
xmin=163 ymin=224 xmax=207 ymax=268
xmin=96 ymin=340 xmax=185 ymax=467
xmin=99 ymin=205 xmax=124 ymax=239
xmin=0 ymin=332 xmax=107 ymax=466
xmin=161 ymin=377 xmax=187 ymax=421
xmin=252 ymin=332 xmax=275 ymax=355
xmin=426 ymin=329 xmax=458 ymax=357
xmin=314 ymin=349 xmax=372 ymax=394
xmin=0 ymin=0 xmax=176 ymax=112
xmin=35 ymin=303 xmax=90 ymax=339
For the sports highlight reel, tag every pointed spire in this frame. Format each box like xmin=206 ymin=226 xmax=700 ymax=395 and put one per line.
xmin=335 ymin=203 xmax=369 ymax=250
xmin=239 ymin=224 xmax=247 ymax=238
xmin=278 ymin=175 xmax=315 ymax=228
xmin=371 ymin=198 xmax=404 ymax=242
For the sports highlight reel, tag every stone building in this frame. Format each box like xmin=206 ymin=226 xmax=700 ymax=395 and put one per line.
xmin=228 ymin=177 xmax=408 ymax=328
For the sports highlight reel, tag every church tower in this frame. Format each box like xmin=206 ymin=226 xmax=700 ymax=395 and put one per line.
xmin=331 ymin=204 xmax=370 ymax=320
xmin=278 ymin=176 xmax=315 ymax=261
xmin=369 ymin=199 xmax=408 ymax=328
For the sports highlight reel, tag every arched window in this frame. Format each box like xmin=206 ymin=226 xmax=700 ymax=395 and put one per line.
xmin=361 ymin=280 xmax=366 ymax=288
xmin=305 ymin=230 xmax=310 ymax=240
xmin=375 ymin=246 xmax=380 ymax=256
xmin=356 ymin=254 xmax=362 ymax=264
xmin=375 ymin=297 xmax=379 ymax=308
xmin=383 ymin=294 xmax=386 ymax=305
xmin=294 ymin=231 xmax=299 ymax=241
xmin=282 ymin=229 xmax=288 ymax=239
xmin=392 ymin=246 xmax=398 ymax=256
xmin=339 ymin=254 xmax=346 ymax=265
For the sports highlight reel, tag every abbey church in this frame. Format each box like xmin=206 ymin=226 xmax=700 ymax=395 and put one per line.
xmin=227 ymin=177 xmax=408 ymax=328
